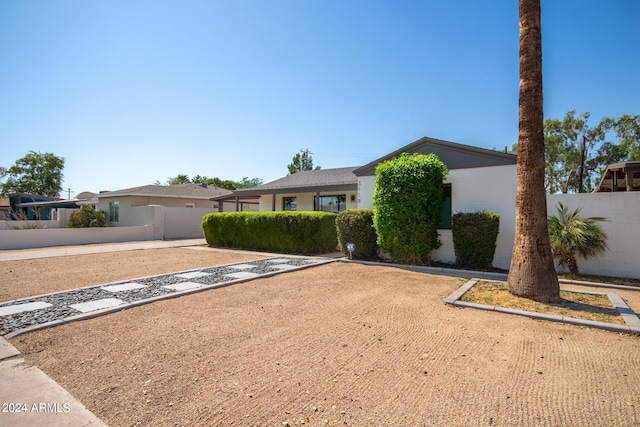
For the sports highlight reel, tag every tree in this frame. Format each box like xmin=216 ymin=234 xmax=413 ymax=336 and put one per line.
xmin=288 ymin=149 xmax=320 ymax=174
xmin=507 ymin=0 xmax=560 ymax=302
xmin=373 ymin=152 xmax=448 ymax=265
xmin=514 ymin=112 xmax=637 ymax=193
xmin=0 ymin=151 xmax=65 ymax=197
xmin=548 ymin=203 xmax=607 ymax=276
xmin=542 ymin=111 xmax=608 ymax=193
xmin=235 ymin=177 xmax=264 ymax=189
xmin=163 ymin=174 xmax=262 ymax=190
xmin=166 ymin=174 xmax=191 ymax=185
xmin=207 ymin=177 xmax=237 ymax=190
xmin=614 ymin=114 xmax=640 ymax=160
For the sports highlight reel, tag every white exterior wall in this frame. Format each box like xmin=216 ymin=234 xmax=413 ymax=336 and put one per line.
xmin=258 ymin=191 xmax=358 ymax=212
xmin=358 ymin=165 xmax=640 ymax=278
xmin=0 ymin=225 xmax=154 ymax=250
xmin=433 ymin=165 xmax=517 ymax=269
xmin=357 ymin=177 xmax=376 ymax=209
xmin=358 ymin=165 xmax=517 ymax=270
xmin=163 ymin=206 xmax=216 ymax=239
xmin=548 ymin=192 xmax=640 ymax=279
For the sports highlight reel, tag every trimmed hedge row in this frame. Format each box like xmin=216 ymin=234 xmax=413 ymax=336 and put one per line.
xmin=202 ymin=211 xmax=338 ymax=255
xmin=335 ymin=209 xmax=379 ymax=260
xmin=451 ymin=211 xmax=500 ymax=269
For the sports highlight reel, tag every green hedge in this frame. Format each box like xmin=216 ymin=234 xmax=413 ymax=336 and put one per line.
xmin=67 ymin=205 xmax=107 ymax=228
xmin=451 ymin=211 xmax=500 ymax=269
xmin=202 ymin=211 xmax=338 ymax=255
xmin=373 ymin=152 xmax=448 ymax=265
xmin=335 ymin=209 xmax=379 ymax=260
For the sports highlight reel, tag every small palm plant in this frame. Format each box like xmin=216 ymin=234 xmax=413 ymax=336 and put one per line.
xmin=548 ymin=202 xmax=608 ymax=276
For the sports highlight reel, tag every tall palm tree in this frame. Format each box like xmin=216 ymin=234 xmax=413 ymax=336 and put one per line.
xmin=507 ymin=0 xmax=560 ymax=302
xmin=548 ymin=203 xmax=608 ymax=276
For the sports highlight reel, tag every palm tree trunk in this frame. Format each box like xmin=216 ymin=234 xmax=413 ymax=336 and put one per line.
xmin=507 ymin=0 xmax=560 ymax=302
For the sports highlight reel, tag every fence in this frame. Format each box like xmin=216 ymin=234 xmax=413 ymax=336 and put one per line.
xmin=0 ymin=205 xmax=212 ymax=250
xmin=547 ymin=192 xmax=640 ymax=279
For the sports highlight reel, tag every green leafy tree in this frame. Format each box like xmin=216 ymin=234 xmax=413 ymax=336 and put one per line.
xmin=0 ymin=151 xmax=65 ymax=197
xmin=288 ymin=149 xmax=320 ymax=174
xmin=373 ymin=152 xmax=448 ymax=265
xmin=234 ymin=177 xmax=264 ymax=189
xmin=592 ymin=114 xmax=640 ymax=168
xmin=166 ymin=174 xmax=191 ymax=185
xmin=514 ymin=112 xmax=639 ymax=194
xmin=67 ymin=205 xmax=107 ymax=228
xmin=191 ymin=174 xmax=208 ymax=184
xmin=206 ymin=177 xmax=237 ymax=190
xmin=163 ymin=174 xmax=262 ymax=190
xmin=548 ymin=203 xmax=608 ymax=276
xmin=543 ymin=111 xmax=608 ymax=193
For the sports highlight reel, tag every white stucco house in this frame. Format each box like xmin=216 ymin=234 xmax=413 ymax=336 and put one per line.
xmin=219 ymin=136 xmax=518 ymax=269
xmin=96 ymin=183 xmax=237 ymax=226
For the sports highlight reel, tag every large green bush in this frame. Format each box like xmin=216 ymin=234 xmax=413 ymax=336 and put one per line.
xmin=67 ymin=205 xmax=107 ymax=228
xmin=335 ymin=208 xmax=379 ymax=260
xmin=451 ymin=211 xmax=500 ymax=269
xmin=202 ymin=211 xmax=337 ymax=255
xmin=373 ymin=152 xmax=448 ymax=265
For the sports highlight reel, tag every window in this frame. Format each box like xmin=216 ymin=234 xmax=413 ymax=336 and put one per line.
xmin=283 ymin=197 xmax=297 ymax=211
xmin=438 ymin=184 xmax=452 ymax=229
xmin=315 ymin=195 xmax=346 ymax=213
xmin=109 ymin=201 xmax=119 ymax=222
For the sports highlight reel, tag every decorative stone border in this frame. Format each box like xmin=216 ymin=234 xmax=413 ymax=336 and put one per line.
xmin=445 ymin=278 xmax=640 ymax=335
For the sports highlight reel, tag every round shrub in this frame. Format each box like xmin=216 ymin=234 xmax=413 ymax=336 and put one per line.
xmin=67 ymin=205 xmax=107 ymax=228
xmin=336 ymin=208 xmax=379 ymax=260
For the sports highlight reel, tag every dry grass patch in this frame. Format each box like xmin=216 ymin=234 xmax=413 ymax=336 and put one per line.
xmin=461 ymin=281 xmax=625 ymax=325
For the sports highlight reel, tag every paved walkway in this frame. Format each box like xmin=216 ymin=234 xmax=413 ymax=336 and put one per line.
xmin=0 ymin=238 xmax=209 ymax=262
xmin=0 ymin=239 xmax=333 ymax=427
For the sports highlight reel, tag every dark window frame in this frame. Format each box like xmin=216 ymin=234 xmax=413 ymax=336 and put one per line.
xmin=438 ymin=184 xmax=452 ymax=229
xmin=314 ymin=194 xmax=347 ymax=213
xmin=282 ymin=196 xmax=297 ymax=211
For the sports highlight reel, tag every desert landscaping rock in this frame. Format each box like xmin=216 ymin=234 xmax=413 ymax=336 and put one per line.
xmin=0 ymin=256 xmax=327 ymax=337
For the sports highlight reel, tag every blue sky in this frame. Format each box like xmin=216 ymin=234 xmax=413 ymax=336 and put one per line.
xmin=1 ymin=0 xmax=638 ymax=197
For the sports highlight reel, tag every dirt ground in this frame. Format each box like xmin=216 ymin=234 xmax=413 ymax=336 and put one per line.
xmin=3 ymin=247 xmax=640 ymax=426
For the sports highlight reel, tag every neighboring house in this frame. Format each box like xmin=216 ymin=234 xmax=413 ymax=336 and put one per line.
xmin=595 ymin=161 xmax=640 ymax=192
xmin=214 ymin=167 xmax=359 ymax=213
xmin=96 ymin=184 xmax=235 ymax=226
xmin=7 ymin=193 xmax=82 ymax=220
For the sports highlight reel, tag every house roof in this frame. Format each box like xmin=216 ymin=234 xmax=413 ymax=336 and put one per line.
xmin=97 ymin=184 xmax=233 ymax=200
xmin=227 ymin=167 xmax=358 ymax=197
xmin=354 ymin=136 xmax=516 ymax=176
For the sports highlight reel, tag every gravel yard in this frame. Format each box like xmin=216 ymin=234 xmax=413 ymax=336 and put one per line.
xmin=3 ymin=247 xmax=640 ymax=426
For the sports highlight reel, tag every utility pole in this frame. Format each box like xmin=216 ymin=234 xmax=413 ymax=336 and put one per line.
xmin=578 ymin=135 xmax=587 ymax=193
